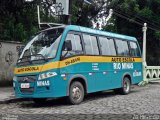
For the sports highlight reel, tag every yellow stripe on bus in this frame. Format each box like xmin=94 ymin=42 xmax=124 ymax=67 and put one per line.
xmin=14 ymin=56 xmax=142 ymax=74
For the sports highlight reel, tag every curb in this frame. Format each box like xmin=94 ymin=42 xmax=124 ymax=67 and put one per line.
xmin=149 ymin=81 xmax=160 ymax=84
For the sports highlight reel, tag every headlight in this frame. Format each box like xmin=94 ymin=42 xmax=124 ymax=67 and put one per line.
xmin=38 ymin=72 xmax=57 ymax=80
xmin=13 ymin=76 xmax=17 ymax=81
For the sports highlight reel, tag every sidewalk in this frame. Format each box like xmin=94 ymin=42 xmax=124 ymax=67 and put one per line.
xmin=0 ymin=87 xmax=19 ymax=104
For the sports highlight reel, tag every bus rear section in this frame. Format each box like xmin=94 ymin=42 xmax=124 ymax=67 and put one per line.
xmin=13 ymin=25 xmax=143 ymax=104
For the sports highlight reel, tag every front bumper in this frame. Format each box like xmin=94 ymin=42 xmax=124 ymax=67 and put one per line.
xmin=13 ymin=76 xmax=68 ymax=98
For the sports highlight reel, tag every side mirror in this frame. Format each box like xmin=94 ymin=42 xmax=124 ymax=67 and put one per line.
xmin=63 ymin=40 xmax=72 ymax=51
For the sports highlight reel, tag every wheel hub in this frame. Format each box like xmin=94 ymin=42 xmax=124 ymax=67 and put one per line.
xmin=124 ymin=81 xmax=129 ymax=92
xmin=72 ymin=87 xmax=81 ymax=100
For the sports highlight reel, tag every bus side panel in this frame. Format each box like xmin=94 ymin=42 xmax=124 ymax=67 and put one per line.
xmin=109 ymin=62 xmax=143 ymax=88
xmin=59 ymin=57 xmax=143 ymax=95
xmin=94 ymin=62 xmax=143 ymax=91
xmin=131 ymin=62 xmax=143 ymax=84
xmin=94 ymin=62 xmax=115 ymax=91
xmin=60 ymin=62 xmax=96 ymax=93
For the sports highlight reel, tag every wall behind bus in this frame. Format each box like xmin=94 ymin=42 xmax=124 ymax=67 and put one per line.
xmin=0 ymin=41 xmax=24 ymax=86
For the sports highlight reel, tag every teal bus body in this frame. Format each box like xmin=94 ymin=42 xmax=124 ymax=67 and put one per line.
xmin=13 ymin=25 xmax=143 ymax=100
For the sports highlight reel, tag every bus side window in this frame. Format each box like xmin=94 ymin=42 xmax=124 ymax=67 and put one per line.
xmin=83 ymin=34 xmax=99 ymax=55
xmin=99 ymin=37 xmax=116 ymax=56
xmin=62 ymin=33 xmax=83 ymax=58
xmin=115 ymin=39 xmax=130 ymax=56
xmin=129 ymin=42 xmax=140 ymax=57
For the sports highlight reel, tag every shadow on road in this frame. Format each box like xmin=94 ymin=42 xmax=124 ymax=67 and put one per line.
xmin=18 ymin=90 xmax=137 ymax=108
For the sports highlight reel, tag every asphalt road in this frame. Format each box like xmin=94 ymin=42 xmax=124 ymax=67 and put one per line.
xmin=0 ymin=83 xmax=160 ymax=120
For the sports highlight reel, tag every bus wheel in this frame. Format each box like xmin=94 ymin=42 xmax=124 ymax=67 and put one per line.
xmin=114 ymin=77 xmax=131 ymax=95
xmin=33 ymin=98 xmax=47 ymax=104
xmin=68 ymin=81 xmax=84 ymax=105
xmin=120 ymin=77 xmax=131 ymax=95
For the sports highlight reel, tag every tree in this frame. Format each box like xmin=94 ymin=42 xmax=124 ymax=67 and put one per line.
xmin=0 ymin=0 xmax=159 ymax=65
xmin=0 ymin=0 xmax=39 ymax=41
xmin=71 ymin=0 xmax=160 ymax=65
xmin=107 ymin=0 xmax=160 ymax=65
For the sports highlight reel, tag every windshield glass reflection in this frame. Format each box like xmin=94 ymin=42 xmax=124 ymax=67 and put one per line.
xmin=18 ymin=28 xmax=64 ymax=64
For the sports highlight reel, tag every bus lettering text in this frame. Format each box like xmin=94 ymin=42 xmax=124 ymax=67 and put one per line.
xmin=113 ymin=63 xmax=134 ymax=69
xmin=112 ymin=57 xmax=135 ymax=62
xmin=17 ymin=67 xmax=39 ymax=73
xmin=65 ymin=57 xmax=80 ymax=66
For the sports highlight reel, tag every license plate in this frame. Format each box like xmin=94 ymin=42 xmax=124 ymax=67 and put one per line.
xmin=21 ymin=83 xmax=30 ymax=88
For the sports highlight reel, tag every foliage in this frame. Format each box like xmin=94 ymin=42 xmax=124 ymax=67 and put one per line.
xmin=0 ymin=0 xmax=39 ymax=42
xmin=108 ymin=0 xmax=160 ymax=65
xmin=0 ymin=0 xmax=160 ymax=65
xmin=0 ymin=0 xmax=56 ymax=42
xmin=155 ymin=31 xmax=160 ymax=38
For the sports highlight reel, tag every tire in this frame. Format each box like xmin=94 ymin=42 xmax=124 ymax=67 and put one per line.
xmin=120 ymin=77 xmax=131 ymax=95
xmin=114 ymin=77 xmax=131 ymax=95
xmin=33 ymin=98 xmax=47 ymax=104
xmin=68 ymin=81 xmax=84 ymax=105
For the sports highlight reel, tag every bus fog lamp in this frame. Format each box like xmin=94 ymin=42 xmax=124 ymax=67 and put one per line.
xmin=13 ymin=76 xmax=17 ymax=81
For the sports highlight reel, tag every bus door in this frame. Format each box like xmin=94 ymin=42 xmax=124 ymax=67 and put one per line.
xmin=60 ymin=32 xmax=96 ymax=92
xmin=96 ymin=37 xmax=118 ymax=90
xmin=82 ymin=34 xmax=102 ymax=92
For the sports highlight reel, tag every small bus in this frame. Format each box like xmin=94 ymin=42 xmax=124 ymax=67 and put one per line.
xmin=13 ymin=25 xmax=143 ymax=104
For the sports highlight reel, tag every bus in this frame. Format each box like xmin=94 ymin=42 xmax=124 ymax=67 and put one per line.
xmin=13 ymin=25 xmax=143 ymax=104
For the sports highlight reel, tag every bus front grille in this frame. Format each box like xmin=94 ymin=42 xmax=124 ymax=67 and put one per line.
xmin=17 ymin=76 xmax=37 ymax=83
xmin=20 ymin=87 xmax=34 ymax=93
xmin=17 ymin=76 xmax=36 ymax=94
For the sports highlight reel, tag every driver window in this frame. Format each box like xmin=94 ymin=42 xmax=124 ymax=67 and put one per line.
xmin=62 ymin=33 xmax=83 ymax=58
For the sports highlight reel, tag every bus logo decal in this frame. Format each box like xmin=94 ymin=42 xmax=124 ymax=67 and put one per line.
xmin=113 ymin=63 xmax=134 ymax=70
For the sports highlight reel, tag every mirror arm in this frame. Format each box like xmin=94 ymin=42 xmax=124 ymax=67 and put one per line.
xmin=62 ymin=51 xmax=68 ymax=59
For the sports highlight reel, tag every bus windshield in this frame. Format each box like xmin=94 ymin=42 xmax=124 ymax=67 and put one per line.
xmin=18 ymin=28 xmax=64 ymax=64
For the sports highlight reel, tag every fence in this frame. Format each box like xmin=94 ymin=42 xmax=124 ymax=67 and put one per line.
xmin=144 ymin=66 xmax=160 ymax=81
xmin=139 ymin=65 xmax=160 ymax=86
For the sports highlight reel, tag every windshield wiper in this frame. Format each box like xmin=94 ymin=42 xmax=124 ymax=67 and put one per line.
xmin=18 ymin=54 xmax=48 ymax=64
xmin=18 ymin=56 xmax=31 ymax=62
xmin=32 ymin=54 xmax=48 ymax=62
xmin=17 ymin=56 xmax=32 ymax=66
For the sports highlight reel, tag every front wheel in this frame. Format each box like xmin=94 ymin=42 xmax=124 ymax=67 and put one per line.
xmin=68 ymin=81 xmax=84 ymax=105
